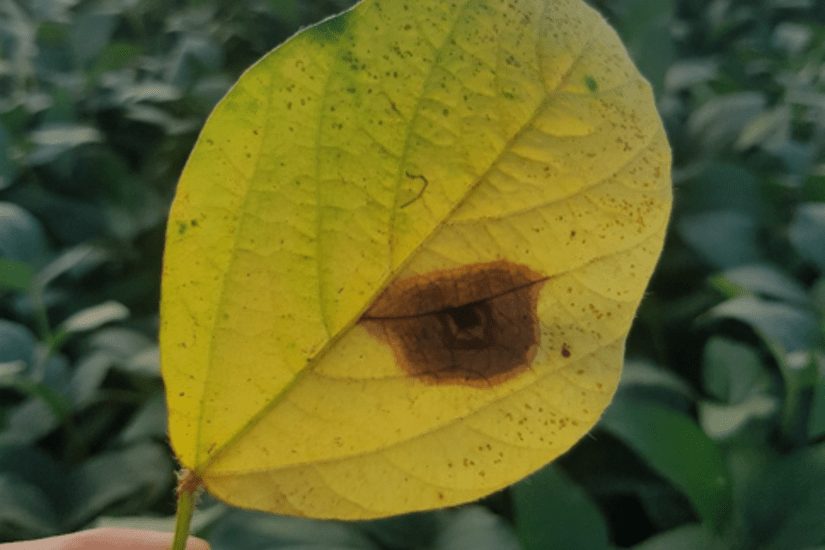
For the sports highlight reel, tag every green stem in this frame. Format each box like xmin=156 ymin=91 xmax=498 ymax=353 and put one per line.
xmin=171 ymin=470 xmax=200 ymax=550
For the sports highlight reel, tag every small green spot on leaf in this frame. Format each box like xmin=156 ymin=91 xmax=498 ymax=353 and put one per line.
xmin=177 ymin=222 xmax=187 ymax=235
xmin=585 ymin=76 xmax=598 ymax=91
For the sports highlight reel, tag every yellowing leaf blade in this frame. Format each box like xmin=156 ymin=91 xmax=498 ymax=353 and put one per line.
xmin=161 ymin=0 xmax=672 ymax=519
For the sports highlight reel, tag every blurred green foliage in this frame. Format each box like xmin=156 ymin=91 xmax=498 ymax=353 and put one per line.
xmin=1 ymin=0 xmax=824 ymax=548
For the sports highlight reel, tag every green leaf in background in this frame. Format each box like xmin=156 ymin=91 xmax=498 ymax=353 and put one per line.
xmin=513 ymin=464 xmax=610 ymax=550
xmin=687 ymin=92 xmax=767 ymax=151
xmin=69 ymin=5 xmax=119 ymax=68
xmin=707 ymin=295 xmax=822 ymax=357
xmin=0 ymin=320 xmax=36 ymax=375
xmin=0 ymin=476 xmax=60 ymax=541
xmin=783 ymin=350 xmax=824 ymax=445
xmin=61 ymin=442 xmax=174 ymax=529
xmin=729 ymin=443 xmax=825 ymax=550
xmin=32 ymin=244 xmax=109 ymax=295
xmin=810 ymin=352 xmax=825 ymax=440
xmin=699 ymin=399 xmax=777 ymax=441
xmin=621 ymin=360 xmax=695 ymax=401
xmin=0 ymin=258 xmax=34 ymax=293
xmin=116 ymin=394 xmax=169 ymax=445
xmin=0 ymin=124 xmax=19 ymax=191
xmin=699 ymin=338 xmax=778 ymax=440
xmin=57 ymin=301 xmax=130 ymax=335
xmin=663 ymin=57 xmax=717 ymax=90
xmin=361 ymin=513 xmax=440 ymax=549
xmin=0 ymin=397 xmax=65 ymax=447
xmin=706 ymin=295 xmax=823 ymax=445
xmin=0 ymin=202 xmax=50 ymax=266
xmin=790 ymin=203 xmax=825 ymax=271
xmin=712 ymin=264 xmax=809 ymax=305
xmin=613 ymin=0 xmax=674 ymax=96
xmin=600 ymin=397 xmax=732 ymax=532
xmin=677 ymin=163 xmax=762 ymax=220
xmin=27 ymin=124 xmax=103 ymax=165
xmin=433 ymin=507 xmax=521 ymax=550
xmin=263 ymin=0 xmax=301 ymax=27
xmin=0 ymin=446 xmax=64 ymax=541
xmin=630 ymin=524 xmax=723 ymax=550
xmin=206 ymin=508 xmax=379 ymax=550
xmin=702 ymin=337 xmax=772 ymax=404
xmin=677 ymin=211 xmax=761 ymax=269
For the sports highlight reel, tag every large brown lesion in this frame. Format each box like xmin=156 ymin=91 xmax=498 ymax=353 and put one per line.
xmin=359 ymin=260 xmax=547 ymax=386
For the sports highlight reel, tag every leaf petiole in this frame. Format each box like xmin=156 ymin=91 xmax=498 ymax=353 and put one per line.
xmin=171 ymin=469 xmax=201 ymax=550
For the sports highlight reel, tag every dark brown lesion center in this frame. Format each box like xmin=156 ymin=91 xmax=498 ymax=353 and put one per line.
xmin=441 ymin=301 xmax=489 ymax=346
xmin=359 ymin=260 xmax=546 ymax=386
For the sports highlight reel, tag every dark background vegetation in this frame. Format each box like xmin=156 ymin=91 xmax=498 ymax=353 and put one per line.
xmin=1 ymin=0 xmax=824 ymax=548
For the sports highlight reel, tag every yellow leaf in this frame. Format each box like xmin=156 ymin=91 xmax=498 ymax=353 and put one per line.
xmin=161 ymin=0 xmax=672 ymax=519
